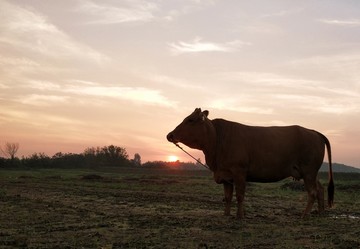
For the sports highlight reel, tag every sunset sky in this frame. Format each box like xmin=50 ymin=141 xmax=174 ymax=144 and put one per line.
xmin=1 ymin=0 xmax=359 ymax=168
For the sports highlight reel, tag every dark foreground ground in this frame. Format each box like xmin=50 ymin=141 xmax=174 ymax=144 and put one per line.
xmin=0 ymin=167 xmax=359 ymax=249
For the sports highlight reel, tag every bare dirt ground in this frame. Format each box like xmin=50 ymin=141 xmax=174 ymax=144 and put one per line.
xmin=0 ymin=167 xmax=359 ymax=248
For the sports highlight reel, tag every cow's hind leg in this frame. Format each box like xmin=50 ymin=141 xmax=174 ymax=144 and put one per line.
xmin=223 ymin=182 xmax=233 ymax=216
xmin=302 ymin=177 xmax=318 ymax=218
xmin=316 ymin=180 xmax=325 ymax=214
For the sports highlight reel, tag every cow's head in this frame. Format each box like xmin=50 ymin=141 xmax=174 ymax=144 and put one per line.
xmin=167 ymin=108 xmax=211 ymax=150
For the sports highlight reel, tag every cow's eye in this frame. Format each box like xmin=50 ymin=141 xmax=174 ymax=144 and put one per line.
xmin=187 ymin=119 xmax=194 ymax=123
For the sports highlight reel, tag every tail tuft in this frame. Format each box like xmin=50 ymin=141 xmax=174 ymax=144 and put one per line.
xmin=328 ymin=177 xmax=334 ymax=207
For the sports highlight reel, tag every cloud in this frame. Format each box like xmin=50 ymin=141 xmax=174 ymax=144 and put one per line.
xmin=75 ymin=0 xmax=158 ymax=24
xmin=260 ymin=8 xmax=304 ymax=18
xmin=274 ymin=93 xmax=359 ymax=115
xmin=0 ymin=0 xmax=109 ymax=64
xmin=162 ymin=0 xmax=215 ymax=21
xmin=216 ymin=71 xmax=323 ymax=91
xmin=27 ymin=80 xmax=62 ymax=91
xmin=214 ymin=70 xmax=360 ymax=115
xmin=18 ymin=77 xmax=177 ymax=107
xmin=18 ymin=94 xmax=69 ymax=106
xmin=289 ymin=53 xmax=360 ymax=86
xmin=209 ymin=98 xmax=274 ymax=115
xmin=0 ymin=83 xmax=10 ymax=89
xmin=0 ymin=56 xmax=40 ymax=68
xmin=239 ymin=24 xmax=283 ymax=35
xmin=168 ymin=37 xmax=251 ymax=55
xmin=319 ymin=19 xmax=360 ymax=27
xmin=0 ymin=108 xmax=84 ymax=129
xmin=65 ymin=83 xmax=176 ymax=107
xmin=7 ymin=76 xmax=177 ymax=108
xmin=149 ymin=74 xmax=203 ymax=89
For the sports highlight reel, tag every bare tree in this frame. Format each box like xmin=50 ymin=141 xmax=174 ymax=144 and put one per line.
xmin=1 ymin=142 xmax=19 ymax=160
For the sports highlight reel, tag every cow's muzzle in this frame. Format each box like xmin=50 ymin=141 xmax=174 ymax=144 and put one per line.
xmin=166 ymin=132 xmax=176 ymax=143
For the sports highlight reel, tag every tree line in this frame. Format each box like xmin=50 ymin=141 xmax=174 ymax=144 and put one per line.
xmin=0 ymin=142 xmax=203 ymax=170
xmin=0 ymin=143 xmax=141 ymax=168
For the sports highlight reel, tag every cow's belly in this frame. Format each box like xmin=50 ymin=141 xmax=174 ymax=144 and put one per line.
xmin=246 ymin=167 xmax=292 ymax=182
xmin=213 ymin=161 xmax=302 ymax=184
xmin=246 ymin=162 xmax=301 ymax=183
xmin=246 ymin=174 xmax=288 ymax=183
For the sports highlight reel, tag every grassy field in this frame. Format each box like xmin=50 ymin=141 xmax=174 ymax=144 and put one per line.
xmin=0 ymin=167 xmax=359 ymax=249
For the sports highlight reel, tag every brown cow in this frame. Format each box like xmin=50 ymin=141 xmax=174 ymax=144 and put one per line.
xmin=167 ymin=108 xmax=334 ymax=219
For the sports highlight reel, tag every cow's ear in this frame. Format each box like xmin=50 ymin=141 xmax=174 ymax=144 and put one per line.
xmin=203 ymin=110 xmax=209 ymax=118
xmin=201 ymin=110 xmax=209 ymax=121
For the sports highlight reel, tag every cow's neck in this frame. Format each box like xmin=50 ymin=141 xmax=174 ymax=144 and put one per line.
xmin=202 ymin=120 xmax=217 ymax=171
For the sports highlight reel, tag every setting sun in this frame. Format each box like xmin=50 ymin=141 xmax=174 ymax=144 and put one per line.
xmin=168 ymin=155 xmax=179 ymax=162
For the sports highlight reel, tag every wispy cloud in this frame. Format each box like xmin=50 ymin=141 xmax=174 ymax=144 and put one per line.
xmin=27 ymin=80 xmax=62 ymax=91
xmin=0 ymin=56 xmax=40 ymax=68
xmin=239 ymin=24 xmax=283 ymax=35
xmin=216 ymin=71 xmax=323 ymax=91
xmin=8 ymin=77 xmax=177 ymax=108
xmin=0 ymin=83 xmax=10 ymax=89
xmin=149 ymin=74 xmax=203 ymax=89
xmin=21 ymin=77 xmax=177 ymax=107
xmin=0 ymin=0 xmax=109 ymax=64
xmin=168 ymin=37 xmax=251 ymax=55
xmin=209 ymin=98 xmax=274 ymax=115
xmin=214 ymin=70 xmax=360 ymax=115
xmin=289 ymin=53 xmax=360 ymax=86
xmin=319 ymin=19 xmax=360 ymax=27
xmin=274 ymin=93 xmax=360 ymax=115
xmin=209 ymin=89 xmax=359 ymax=116
xmin=261 ymin=8 xmax=304 ymax=18
xmin=75 ymin=0 xmax=158 ymax=25
xmin=65 ymin=83 xmax=176 ymax=107
xmin=18 ymin=94 xmax=69 ymax=106
xmin=162 ymin=0 xmax=215 ymax=21
xmin=0 ymin=108 xmax=84 ymax=129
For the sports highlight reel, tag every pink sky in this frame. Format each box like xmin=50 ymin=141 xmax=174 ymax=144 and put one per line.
xmin=1 ymin=0 xmax=359 ymax=168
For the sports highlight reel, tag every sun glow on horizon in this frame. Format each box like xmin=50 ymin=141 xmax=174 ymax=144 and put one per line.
xmin=167 ymin=155 xmax=179 ymax=162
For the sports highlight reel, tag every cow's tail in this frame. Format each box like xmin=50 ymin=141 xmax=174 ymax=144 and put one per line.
xmin=318 ymin=132 xmax=334 ymax=207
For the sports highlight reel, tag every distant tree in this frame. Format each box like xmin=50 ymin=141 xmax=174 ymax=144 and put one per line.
xmin=101 ymin=145 xmax=128 ymax=160
xmin=142 ymin=161 xmax=167 ymax=169
xmin=83 ymin=145 xmax=130 ymax=167
xmin=52 ymin=152 xmax=85 ymax=168
xmin=1 ymin=142 xmax=19 ymax=160
xmin=83 ymin=147 xmax=97 ymax=167
xmin=132 ymin=153 xmax=141 ymax=166
xmin=83 ymin=147 xmax=96 ymax=157
xmin=22 ymin=152 xmax=51 ymax=168
xmin=52 ymin=152 xmax=65 ymax=159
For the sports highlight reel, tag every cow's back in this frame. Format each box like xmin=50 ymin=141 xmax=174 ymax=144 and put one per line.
xmin=211 ymin=119 xmax=325 ymax=182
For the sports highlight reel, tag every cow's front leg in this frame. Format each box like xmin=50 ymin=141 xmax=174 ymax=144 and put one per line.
xmin=234 ymin=176 xmax=246 ymax=219
xmin=223 ymin=182 xmax=233 ymax=216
